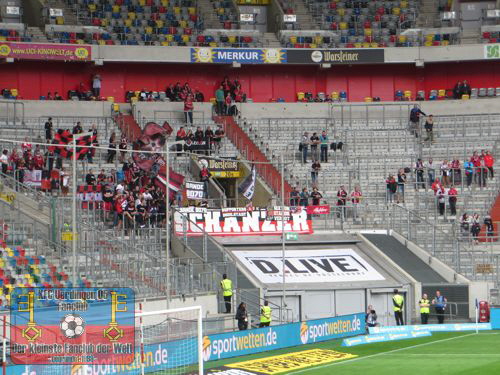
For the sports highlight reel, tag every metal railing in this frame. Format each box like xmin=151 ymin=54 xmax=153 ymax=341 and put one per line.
xmin=0 ymin=100 xmax=25 ymax=126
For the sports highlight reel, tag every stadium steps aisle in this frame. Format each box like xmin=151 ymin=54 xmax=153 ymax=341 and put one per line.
xmin=363 ymin=233 xmax=448 ymax=283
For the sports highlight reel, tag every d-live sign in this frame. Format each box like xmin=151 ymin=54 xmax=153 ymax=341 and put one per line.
xmin=232 ymin=249 xmax=386 ymax=284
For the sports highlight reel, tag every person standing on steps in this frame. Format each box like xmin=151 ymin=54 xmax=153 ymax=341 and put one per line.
xmin=409 ymin=105 xmax=426 ymax=138
xmin=424 ymin=115 xmax=434 ymax=143
xmin=393 ymin=289 xmax=405 ymax=326
xmin=259 ymin=301 xmax=272 ymax=327
xmin=419 ymin=293 xmax=431 ymax=324
xmin=220 ymin=274 xmax=233 ymax=314
xmin=235 ymin=302 xmax=249 ymax=331
xmin=432 ymin=290 xmax=447 ymax=324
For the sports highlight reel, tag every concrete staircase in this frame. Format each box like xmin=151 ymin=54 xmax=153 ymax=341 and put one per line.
xmin=27 ymin=26 xmax=49 ymax=42
xmin=461 ymin=29 xmax=480 ymax=45
xmin=416 ymin=0 xmax=440 ymax=28
xmin=295 ymin=0 xmax=317 ymax=30
xmin=263 ymin=32 xmax=281 ymax=47
xmin=197 ymin=0 xmax=223 ymax=29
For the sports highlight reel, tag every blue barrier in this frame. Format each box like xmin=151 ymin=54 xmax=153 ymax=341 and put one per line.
xmin=491 ymin=308 xmax=500 ymax=329
xmin=7 ymin=313 xmax=365 ymax=375
xmin=368 ymin=322 xmax=491 ymax=334
xmin=342 ymin=330 xmax=432 ymax=347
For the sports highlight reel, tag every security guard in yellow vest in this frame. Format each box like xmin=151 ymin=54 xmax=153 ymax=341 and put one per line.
xmin=392 ymin=289 xmax=404 ymax=326
xmin=260 ymin=301 xmax=272 ymax=327
xmin=419 ymin=293 xmax=430 ymax=324
xmin=220 ymin=274 xmax=233 ymax=313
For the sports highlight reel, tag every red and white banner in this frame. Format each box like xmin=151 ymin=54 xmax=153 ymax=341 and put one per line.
xmin=23 ymin=170 xmax=42 ymax=188
xmin=174 ymin=206 xmax=313 ymax=236
xmin=306 ymin=205 xmax=331 ymax=215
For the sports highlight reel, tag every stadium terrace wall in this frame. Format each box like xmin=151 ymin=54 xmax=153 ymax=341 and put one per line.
xmin=1 ymin=60 xmax=500 ymax=102
xmin=6 ymin=313 xmax=365 ymax=375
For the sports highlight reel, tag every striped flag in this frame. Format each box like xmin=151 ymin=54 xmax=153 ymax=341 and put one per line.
xmin=155 ymin=168 xmax=185 ymax=201
xmin=48 ymin=130 xmax=96 ymax=160
xmin=238 ymin=166 xmax=256 ymax=201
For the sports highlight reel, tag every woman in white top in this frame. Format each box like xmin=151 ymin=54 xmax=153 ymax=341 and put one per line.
xmin=440 ymin=160 xmax=450 ymax=187
xmin=92 ymin=74 xmax=101 ymax=98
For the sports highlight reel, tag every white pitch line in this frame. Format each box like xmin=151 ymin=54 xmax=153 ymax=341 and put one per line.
xmin=288 ymin=333 xmax=477 ymax=374
xmin=386 ymin=353 xmax=500 ymax=357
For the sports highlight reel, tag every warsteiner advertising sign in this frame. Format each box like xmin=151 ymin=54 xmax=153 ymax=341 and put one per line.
xmin=10 ymin=287 xmax=135 ymax=365
xmin=232 ymin=249 xmax=385 ymax=284
xmin=199 ymin=157 xmax=241 ymax=178
xmin=286 ymin=49 xmax=384 ymax=64
xmin=174 ymin=206 xmax=313 ymax=236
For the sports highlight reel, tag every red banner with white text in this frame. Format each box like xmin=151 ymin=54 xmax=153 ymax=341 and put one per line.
xmin=306 ymin=205 xmax=331 ymax=215
xmin=174 ymin=206 xmax=313 ymax=236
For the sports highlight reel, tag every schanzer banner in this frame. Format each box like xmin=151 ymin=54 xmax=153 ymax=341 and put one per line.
xmin=232 ymin=249 xmax=386 ymax=284
xmin=174 ymin=206 xmax=313 ymax=236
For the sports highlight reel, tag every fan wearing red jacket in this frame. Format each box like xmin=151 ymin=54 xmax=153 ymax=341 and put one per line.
xmin=484 ymin=151 xmax=495 ymax=179
xmin=184 ymin=94 xmax=194 ymax=126
xmin=448 ymin=185 xmax=458 ymax=216
xmin=351 ymin=186 xmax=363 ymax=221
xmin=33 ymin=151 xmax=45 ymax=170
xmin=336 ymin=185 xmax=348 ymax=219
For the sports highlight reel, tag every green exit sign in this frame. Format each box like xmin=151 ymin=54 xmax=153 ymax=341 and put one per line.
xmin=285 ymin=233 xmax=298 ymax=241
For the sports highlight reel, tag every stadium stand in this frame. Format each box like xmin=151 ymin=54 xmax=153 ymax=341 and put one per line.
xmin=46 ymin=0 xmax=204 ymax=45
xmin=233 ymin=101 xmax=499 ymax=282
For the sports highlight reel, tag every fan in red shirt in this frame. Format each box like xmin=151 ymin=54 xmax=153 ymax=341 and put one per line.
xmin=484 ymin=151 xmax=494 ymax=179
xmin=336 ymin=185 xmax=348 ymax=218
xmin=33 ymin=151 xmax=45 ymax=170
xmin=351 ymin=186 xmax=363 ymax=221
xmin=176 ymin=126 xmax=187 ymax=141
xmin=448 ymin=185 xmax=458 ymax=216
xmin=431 ymin=178 xmax=442 ymax=194
xmin=21 ymin=137 xmax=32 ymax=152
xmin=184 ymin=95 xmax=194 ymax=126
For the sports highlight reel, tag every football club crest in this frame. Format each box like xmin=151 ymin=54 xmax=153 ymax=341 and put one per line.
xmin=10 ymin=288 xmax=135 ymax=365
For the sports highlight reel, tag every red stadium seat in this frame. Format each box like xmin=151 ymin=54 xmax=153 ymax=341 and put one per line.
xmin=223 ymin=21 xmax=232 ymax=29
xmin=159 ymin=6 xmax=166 ymax=13
xmin=331 ymin=22 xmax=338 ymax=30
xmin=196 ymin=35 xmax=205 ymax=43
xmin=92 ymin=18 xmax=101 ymax=26
xmin=329 ymin=2 xmax=337 ymax=9
xmin=483 ymin=32 xmax=490 ymax=39
xmin=189 ymin=14 xmax=197 ymax=22
xmin=184 ymin=28 xmax=192 ymax=35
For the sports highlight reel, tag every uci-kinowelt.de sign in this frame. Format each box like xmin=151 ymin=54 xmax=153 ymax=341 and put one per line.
xmin=0 ymin=41 xmax=91 ymax=61
xmin=232 ymin=249 xmax=386 ymax=284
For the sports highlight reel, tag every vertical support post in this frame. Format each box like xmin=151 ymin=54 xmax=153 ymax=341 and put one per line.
xmin=72 ymin=140 xmax=77 ymax=286
xmin=166 ymin=143 xmax=170 ymax=309
xmin=198 ymin=306 xmax=204 ymax=375
xmin=281 ymin=154 xmax=286 ymax=323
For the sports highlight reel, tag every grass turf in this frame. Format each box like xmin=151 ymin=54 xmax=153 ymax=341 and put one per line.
xmin=204 ymin=331 xmax=500 ymax=375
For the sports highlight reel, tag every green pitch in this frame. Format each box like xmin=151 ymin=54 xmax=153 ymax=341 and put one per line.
xmin=205 ymin=331 xmax=500 ymax=375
